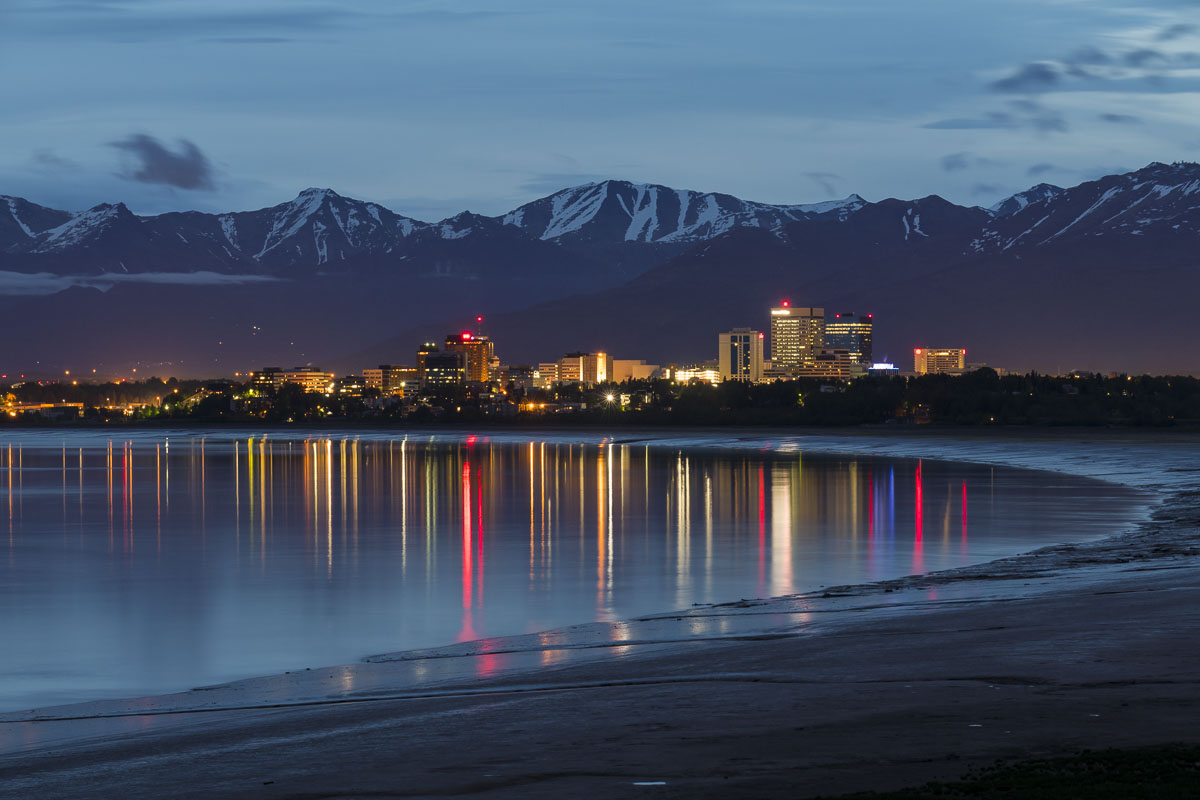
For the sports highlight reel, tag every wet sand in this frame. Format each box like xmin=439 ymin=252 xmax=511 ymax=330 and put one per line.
xmin=1 ymin=429 xmax=1197 ymax=799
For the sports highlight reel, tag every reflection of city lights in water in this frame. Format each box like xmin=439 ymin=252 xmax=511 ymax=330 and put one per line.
xmin=913 ymin=460 xmax=924 ymax=574
xmin=0 ymin=435 xmax=1137 ymax=715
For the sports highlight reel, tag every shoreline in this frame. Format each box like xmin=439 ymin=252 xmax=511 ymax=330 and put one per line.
xmin=0 ymin=429 xmax=1197 ymax=798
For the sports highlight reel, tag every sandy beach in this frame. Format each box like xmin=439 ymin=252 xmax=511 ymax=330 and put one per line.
xmin=0 ymin=429 xmax=1197 ymax=799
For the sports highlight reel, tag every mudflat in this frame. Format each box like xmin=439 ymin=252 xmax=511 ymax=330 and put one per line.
xmin=0 ymin=430 xmax=1197 ymax=799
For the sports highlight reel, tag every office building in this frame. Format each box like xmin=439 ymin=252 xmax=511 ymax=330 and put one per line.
xmin=554 ymin=352 xmax=610 ymax=386
xmin=612 ymin=359 xmax=660 ymax=382
xmin=499 ymin=365 xmax=537 ymax=390
xmin=415 ymin=342 xmax=439 ymax=386
xmin=444 ymin=332 xmax=495 ymax=384
xmin=250 ymin=367 xmax=284 ymax=393
xmin=673 ymin=366 xmax=721 ymax=385
xmin=718 ymin=328 xmax=764 ymax=382
xmin=363 ymin=365 xmax=416 ymax=396
xmin=913 ymin=348 xmax=966 ymax=375
xmin=282 ymin=368 xmax=335 ymax=393
xmin=422 ymin=351 xmax=466 ymax=386
xmin=793 ymin=349 xmax=854 ymax=380
xmin=825 ymin=312 xmax=873 ymax=364
xmin=536 ymin=362 xmax=560 ymax=389
xmin=770 ymin=302 xmax=824 ymax=369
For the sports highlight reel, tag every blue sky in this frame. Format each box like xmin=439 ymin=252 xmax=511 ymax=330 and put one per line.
xmin=3 ymin=0 xmax=1199 ymax=220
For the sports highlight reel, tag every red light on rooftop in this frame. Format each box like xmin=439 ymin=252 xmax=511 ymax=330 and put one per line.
xmin=758 ymin=332 xmax=764 ymax=339
xmin=781 ymin=300 xmax=790 ymax=307
xmin=476 ymin=316 xmax=482 ymax=322
xmin=868 ymin=314 xmax=873 ymax=318
xmin=961 ymin=349 xmax=967 ymax=354
xmin=914 ymin=348 xmax=923 ymax=355
xmin=461 ymin=332 xmax=472 ymax=341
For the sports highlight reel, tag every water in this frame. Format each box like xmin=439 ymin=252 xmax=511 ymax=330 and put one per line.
xmin=0 ymin=430 xmax=1144 ymax=712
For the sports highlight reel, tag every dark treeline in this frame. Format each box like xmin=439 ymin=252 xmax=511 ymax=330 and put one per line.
xmin=3 ymin=370 xmax=1199 ymax=427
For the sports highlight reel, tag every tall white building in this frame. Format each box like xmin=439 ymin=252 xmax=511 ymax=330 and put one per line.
xmin=718 ymin=328 xmax=764 ymax=382
xmin=770 ymin=302 xmax=824 ymax=369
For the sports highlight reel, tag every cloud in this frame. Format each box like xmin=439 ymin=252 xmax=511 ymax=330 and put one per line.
xmin=518 ymin=172 xmax=613 ymax=194
xmin=940 ymin=152 xmax=1003 ymax=173
xmin=28 ymin=149 xmax=79 ymax=174
xmin=1027 ymin=163 xmax=1058 ymax=177
xmin=1065 ymin=46 xmax=1112 ymax=67
xmin=1098 ymin=112 xmax=1141 ymax=124
xmin=803 ymin=171 xmax=840 ymax=195
xmin=1156 ymin=23 xmax=1197 ymax=42
xmin=922 ymin=114 xmax=1017 ymax=130
xmin=990 ymin=62 xmax=1060 ymax=93
xmin=1008 ymin=100 xmax=1067 ymax=132
xmin=971 ymin=183 xmax=1002 ymax=196
xmin=109 ymin=134 xmax=215 ymax=190
xmin=941 ymin=152 xmax=971 ymax=172
xmin=0 ymin=270 xmax=281 ymax=297
xmin=1125 ymin=48 xmax=1167 ymax=67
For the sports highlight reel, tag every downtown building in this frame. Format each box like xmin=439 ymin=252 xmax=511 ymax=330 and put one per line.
xmin=913 ymin=348 xmax=967 ymax=375
xmin=718 ymin=328 xmax=764 ymax=382
xmin=362 ymin=365 xmax=417 ymax=396
xmin=538 ymin=352 xmax=611 ymax=387
xmin=770 ymin=303 xmax=824 ymax=370
xmin=825 ymin=312 xmax=873 ymax=365
xmin=250 ymin=367 xmax=334 ymax=393
xmin=444 ymin=333 xmax=495 ymax=384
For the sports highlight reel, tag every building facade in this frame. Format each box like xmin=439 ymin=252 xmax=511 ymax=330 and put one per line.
xmin=825 ymin=312 xmax=873 ymax=365
xmin=444 ymin=333 xmax=494 ymax=384
xmin=913 ymin=348 xmax=966 ymax=375
xmin=611 ymin=359 xmax=660 ymax=382
xmin=718 ymin=328 xmax=764 ymax=382
xmin=422 ymin=351 xmax=466 ymax=386
xmin=770 ymin=303 xmax=825 ymax=369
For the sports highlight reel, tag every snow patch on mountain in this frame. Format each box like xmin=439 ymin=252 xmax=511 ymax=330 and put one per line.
xmin=36 ymin=204 xmax=129 ymax=251
xmin=255 ymin=189 xmax=328 ymax=260
xmin=5 ymin=198 xmax=36 ymax=238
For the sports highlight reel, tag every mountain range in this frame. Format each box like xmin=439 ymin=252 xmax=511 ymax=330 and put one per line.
xmin=3 ymin=162 xmax=1199 ymax=377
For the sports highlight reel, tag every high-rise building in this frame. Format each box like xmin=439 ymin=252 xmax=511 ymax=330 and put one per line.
xmin=444 ymin=332 xmax=494 ymax=383
xmin=718 ymin=328 xmax=764 ymax=382
xmin=422 ymin=351 xmax=466 ymax=386
xmin=913 ymin=348 xmax=966 ymax=375
xmin=770 ymin=302 xmax=824 ymax=369
xmin=825 ymin=312 xmax=873 ymax=365
xmin=415 ymin=342 xmax=439 ymax=386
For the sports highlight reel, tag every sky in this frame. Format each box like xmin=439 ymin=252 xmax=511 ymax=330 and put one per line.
xmin=3 ymin=0 xmax=1200 ymax=221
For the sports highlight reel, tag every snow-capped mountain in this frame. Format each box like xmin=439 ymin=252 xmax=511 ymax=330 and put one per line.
xmin=0 ymin=181 xmax=868 ymax=275
xmin=988 ymin=183 xmax=1064 ymax=217
xmin=501 ymin=180 xmax=865 ymax=244
xmin=972 ymin=163 xmax=1200 ymax=254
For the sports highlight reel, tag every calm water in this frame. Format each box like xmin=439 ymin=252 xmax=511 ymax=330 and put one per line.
xmin=0 ymin=431 xmax=1143 ymax=712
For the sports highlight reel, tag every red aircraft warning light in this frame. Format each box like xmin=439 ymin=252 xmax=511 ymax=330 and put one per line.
xmin=781 ymin=300 xmax=790 ymax=307
xmin=461 ymin=332 xmax=473 ymax=341
xmin=914 ymin=348 xmax=923 ymax=355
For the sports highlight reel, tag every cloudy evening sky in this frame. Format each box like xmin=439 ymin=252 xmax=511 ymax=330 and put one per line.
xmin=2 ymin=0 xmax=1199 ymax=220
